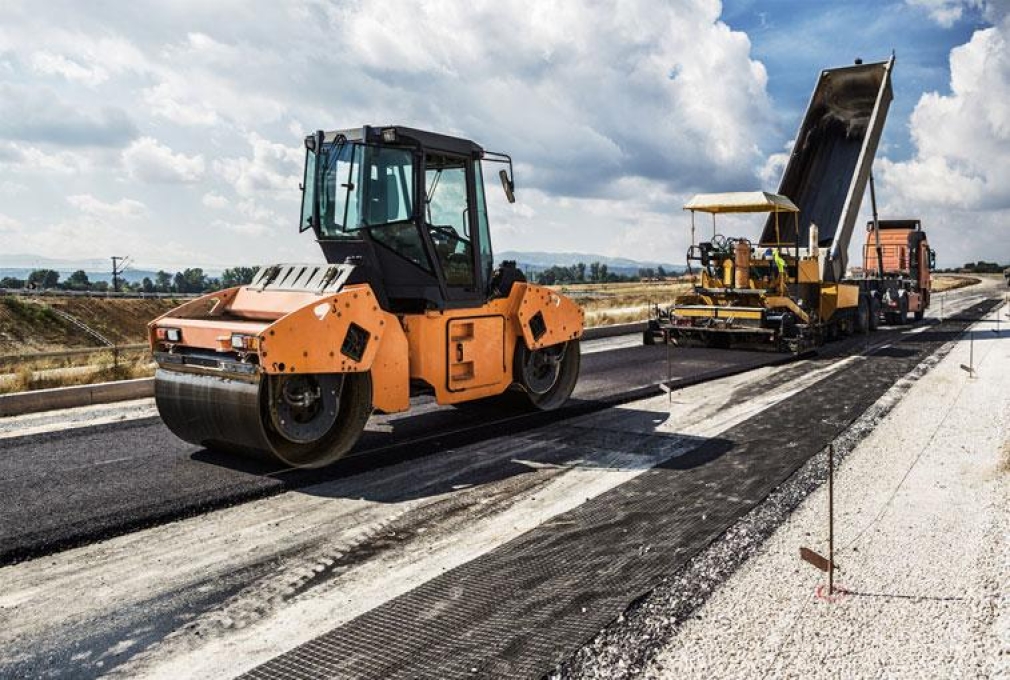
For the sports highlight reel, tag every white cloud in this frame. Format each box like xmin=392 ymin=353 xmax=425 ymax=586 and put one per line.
xmin=67 ymin=193 xmax=147 ymax=218
xmin=0 ymin=213 xmax=21 ymax=232
xmin=0 ymin=141 xmax=92 ymax=175
xmin=906 ymin=0 xmax=987 ymax=27
xmin=202 ymin=192 xmax=230 ymax=209
xmin=878 ymin=13 xmax=1010 ymax=266
xmin=123 ymin=137 xmax=205 ymax=183
xmin=0 ymin=180 xmax=28 ymax=196
xmin=143 ymin=82 xmax=221 ymax=127
xmin=212 ymin=219 xmax=271 ymax=237
xmin=215 ymin=134 xmax=302 ymax=197
xmin=0 ymin=1 xmax=775 ymax=268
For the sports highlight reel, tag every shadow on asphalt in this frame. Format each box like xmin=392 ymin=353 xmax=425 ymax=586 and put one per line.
xmin=194 ymin=405 xmax=733 ymax=505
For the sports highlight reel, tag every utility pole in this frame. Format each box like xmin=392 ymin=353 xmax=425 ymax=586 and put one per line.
xmin=111 ymin=256 xmax=130 ymax=292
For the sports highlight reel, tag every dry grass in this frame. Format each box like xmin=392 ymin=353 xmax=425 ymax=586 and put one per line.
xmin=583 ymin=309 xmax=652 ymax=326
xmin=932 ymin=275 xmax=982 ymax=292
xmin=0 ymin=353 xmax=155 ymax=395
xmin=552 ymin=280 xmax=692 ymax=324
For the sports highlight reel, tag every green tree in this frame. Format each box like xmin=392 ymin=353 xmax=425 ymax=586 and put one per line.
xmin=174 ymin=268 xmax=209 ymax=293
xmin=221 ymin=266 xmax=260 ymax=288
xmin=141 ymin=277 xmax=155 ymax=293
xmin=155 ymin=270 xmax=172 ymax=292
xmin=0 ymin=276 xmax=25 ymax=289
xmin=28 ymin=269 xmax=60 ymax=289
xmin=65 ymin=269 xmax=91 ymax=290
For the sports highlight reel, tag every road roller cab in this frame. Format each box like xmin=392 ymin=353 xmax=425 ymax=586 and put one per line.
xmin=150 ymin=126 xmax=584 ymax=467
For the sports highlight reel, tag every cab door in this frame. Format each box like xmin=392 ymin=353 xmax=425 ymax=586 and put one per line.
xmin=424 ymin=152 xmax=481 ymax=306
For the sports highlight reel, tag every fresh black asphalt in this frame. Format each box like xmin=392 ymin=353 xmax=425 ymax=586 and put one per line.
xmin=0 ymin=343 xmax=774 ymax=565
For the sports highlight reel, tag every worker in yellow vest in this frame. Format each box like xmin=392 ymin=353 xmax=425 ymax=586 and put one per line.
xmin=773 ymin=248 xmax=787 ymax=293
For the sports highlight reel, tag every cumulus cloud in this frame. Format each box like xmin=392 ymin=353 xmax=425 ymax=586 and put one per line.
xmin=202 ymin=192 xmax=230 ymax=209
xmin=30 ymin=51 xmax=108 ymax=86
xmin=0 ymin=141 xmax=92 ymax=175
xmin=0 ymin=213 xmax=21 ymax=232
xmin=878 ymin=12 xmax=1010 ymax=266
xmin=317 ymin=0 xmax=773 ymax=196
xmin=906 ymin=0 xmax=988 ymax=27
xmin=214 ymin=134 xmax=302 ymax=197
xmin=212 ymin=219 xmax=271 ymax=237
xmin=0 ymin=84 xmax=138 ymax=147
xmin=123 ymin=137 xmax=206 ymax=183
xmin=0 ymin=0 xmax=775 ymax=266
xmin=67 ymin=193 xmax=147 ymax=218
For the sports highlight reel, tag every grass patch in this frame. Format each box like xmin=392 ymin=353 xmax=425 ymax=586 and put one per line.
xmin=2 ymin=296 xmax=60 ymax=323
xmin=0 ymin=354 xmax=155 ymax=394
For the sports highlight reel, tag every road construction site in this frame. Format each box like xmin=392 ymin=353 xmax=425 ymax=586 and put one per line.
xmin=0 ymin=276 xmax=1004 ymax=679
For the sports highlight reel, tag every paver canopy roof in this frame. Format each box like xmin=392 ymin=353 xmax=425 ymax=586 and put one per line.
xmin=683 ymin=191 xmax=800 ymax=214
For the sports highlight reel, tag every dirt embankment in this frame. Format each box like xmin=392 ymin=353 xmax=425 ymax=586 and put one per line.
xmin=0 ymin=297 xmax=180 ymax=354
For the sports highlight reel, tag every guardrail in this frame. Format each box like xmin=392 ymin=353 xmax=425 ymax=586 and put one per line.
xmin=0 ymin=288 xmax=198 ymax=299
xmin=0 ymin=343 xmax=149 ymax=368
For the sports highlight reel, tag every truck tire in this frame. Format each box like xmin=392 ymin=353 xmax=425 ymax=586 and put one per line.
xmin=854 ymin=294 xmax=870 ymax=334
xmin=868 ymin=296 xmax=880 ymax=331
xmin=897 ymin=294 xmax=909 ymax=325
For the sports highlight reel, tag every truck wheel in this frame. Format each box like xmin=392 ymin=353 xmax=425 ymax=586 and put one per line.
xmin=643 ymin=329 xmax=656 ymax=345
xmin=914 ymin=308 xmax=924 ymax=322
xmin=853 ymin=295 xmax=870 ymax=334
xmin=897 ymin=295 xmax=909 ymax=325
xmin=868 ymin=296 xmax=880 ymax=331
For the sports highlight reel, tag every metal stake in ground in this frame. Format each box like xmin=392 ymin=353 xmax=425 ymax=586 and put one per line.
xmin=799 ymin=442 xmax=838 ymax=594
xmin=960 ymin=331 xmax=975 ymax=377
xmin=828 ymin=441 xmax=835 ymax=595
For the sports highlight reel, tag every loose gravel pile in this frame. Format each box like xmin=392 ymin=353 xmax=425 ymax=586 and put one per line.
xmin=558 ymin=306 xmax=1008 ymax=679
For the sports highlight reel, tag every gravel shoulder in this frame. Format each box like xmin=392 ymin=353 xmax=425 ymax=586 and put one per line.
xmin=641 ymin=305 xmax=1009 ymax=679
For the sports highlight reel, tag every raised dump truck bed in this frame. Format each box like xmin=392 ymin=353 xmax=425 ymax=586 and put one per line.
xmin=761 ymin=58 xmax=894 ymax=282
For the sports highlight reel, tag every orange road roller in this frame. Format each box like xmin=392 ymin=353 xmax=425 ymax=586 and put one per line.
xmin=150 ymin=126 xmax=584 ymax=467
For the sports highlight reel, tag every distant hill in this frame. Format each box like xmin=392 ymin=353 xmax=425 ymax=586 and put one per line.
xmin=497 ymin=251 xmax=683 ymax=277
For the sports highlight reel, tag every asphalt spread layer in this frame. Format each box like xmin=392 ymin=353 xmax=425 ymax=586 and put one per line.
xmin=240 ymin=301 xmax=999 ymax=680
xmin=0 ymin=344 xmax=774 ymax=566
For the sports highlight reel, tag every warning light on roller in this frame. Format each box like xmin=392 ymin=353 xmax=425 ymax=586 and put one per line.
xmin=156 ymin=327 xmax=182 ymax=343
xmin=230 ymin=334 xmax=258 ymax=350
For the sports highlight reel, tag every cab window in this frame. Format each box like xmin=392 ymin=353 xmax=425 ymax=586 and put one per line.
xmin=425 ymin=154 xmax=474 ymax=288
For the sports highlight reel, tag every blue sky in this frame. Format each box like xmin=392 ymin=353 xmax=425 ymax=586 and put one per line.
xmin=723 ymin=0 xmax=988 ymax=159
xmin=0 ymin=0 xmax=1006 ymax=271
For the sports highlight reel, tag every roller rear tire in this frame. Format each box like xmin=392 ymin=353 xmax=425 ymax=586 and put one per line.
xmin=516 ymin=340 xmax=581 ymax=411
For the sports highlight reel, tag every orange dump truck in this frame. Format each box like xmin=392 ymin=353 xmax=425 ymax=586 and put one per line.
xmin=855 ymin=219 xmax=935 ymax=324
